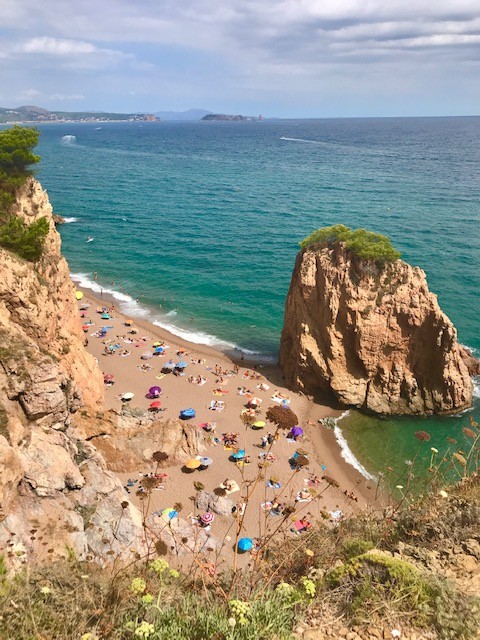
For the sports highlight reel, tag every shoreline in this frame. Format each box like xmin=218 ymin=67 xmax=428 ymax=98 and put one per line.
xmin=78 ymin=282 xmax=376 ymax=505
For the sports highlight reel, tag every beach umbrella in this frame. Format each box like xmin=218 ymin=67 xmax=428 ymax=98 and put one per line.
xmin=82 ymin=324 xmax=90 ymax=332
xmin=149 ymin=400 xmax=162 ymax=409
xmin=180 ymin=408 xmax=196 ymax=419
xmin=154 ymin=346 xmax=165 ymax=354
xmin=124 ymin=319 xmax=133 ymax=326
xmin=291 ymin=426 xmax=303 ymax=437
xmin=185 ymin=458 xmax=201 ymax=469
xmin=199 ymin=457 xmax=213 ymax=466
xmin=238 ymin=537 xmax=253 ymax=552
xmin=232 ymin=449 xmax=246 ymax=460
xmin=149 ymin=386 xmax=162 ymax=397
xmin=163 ymin=361 xmax=175 ymax=369
xmin=101 ymin=313 xmax=110 ymax=319
xmin=161 ymin=508 xmax=178 ymax=521
xmin=200 ymin=512 xmax=215 ymax=524
xmin=294 ymin=455 xmax=309 ymax=468
xmin=153 ymin=341 xmax=163 ymax=347
xmin=141 ymin=351 xmax=153 ymax=360
xmin=103 ymin=374 xmax=115 ymax=383
xmin=121 ymin=392 xmax=134 ymax=401
xmin=249 ymin=397 xmax=262 ymax=406
xmin=252 ymin=420 xmax=265 ymax=429
xmin=176 ymin=361 xmax=187 ymax=368
xmin=75 ymin=291 xmax=84 ymax=300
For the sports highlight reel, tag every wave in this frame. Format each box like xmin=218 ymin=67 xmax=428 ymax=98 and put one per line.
xmin=63 ymin=217 xmax=78 ymax=223
xmin=473 ymin=377 xmax=480 ymax=400
xmin=61 ymin=135 xmax=77 ymax=145
xmin=333 ymin=411 xmax=377 ymax=480
xmin=71 ymin=272 xmax=269 ymax=358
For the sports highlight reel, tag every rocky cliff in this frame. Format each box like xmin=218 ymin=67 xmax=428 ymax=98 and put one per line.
xmin=280 ymin=243 xmax=476 ymax=415
xmin=0 ymin=179 xmax=147 ymax=568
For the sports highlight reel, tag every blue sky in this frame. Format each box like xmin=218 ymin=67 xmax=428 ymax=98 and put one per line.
xmin=1 ymin=0 xmax=479 ymax=117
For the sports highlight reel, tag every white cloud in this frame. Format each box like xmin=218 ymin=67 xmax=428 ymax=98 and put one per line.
xmin=19 ymin=36 xmax=130 ymax=60
xmin=49 ymin=93 xmax=85 ymax=101
xmin=15 ymin=88 xmax=42 ymax=101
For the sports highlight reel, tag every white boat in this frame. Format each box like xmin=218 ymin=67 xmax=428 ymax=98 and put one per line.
xmin=86 ymin=237 xmax=94 ymax=243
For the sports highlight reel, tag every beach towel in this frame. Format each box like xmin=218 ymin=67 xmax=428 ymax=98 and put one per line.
xmin=219 ymin=480 xmax=239 ymax=494
xmin=261 ymin=501 xmax=273 ymax=511
xmin=271 ymin=395 xmax=291 ymax=404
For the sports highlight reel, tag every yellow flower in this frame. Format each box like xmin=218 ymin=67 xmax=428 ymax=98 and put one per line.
xmin=130 ymin=578 xmax=146 ymax=595
xmin=169 ymin=569 xmax=180 ymax=578
xmin=438 ymin=490 xmax=448 ymax=498
xmin=305 ymin=549 xmax=314 ymax=557
xmin=40 ymin=586 xmax=51 ymax=595
xmin=430 ymin=447 xmax=439 ymax=454
xmin=395 ymin=485 xmax=404 ymax=490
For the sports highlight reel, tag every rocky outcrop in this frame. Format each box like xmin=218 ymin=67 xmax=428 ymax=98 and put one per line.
xmin=74 ymin=409 xmax=204 ymax=472
xmin=280 ymin=244 xmax=476 ymax=415
xmin=0 ymin=178 xmax=148 ymax=568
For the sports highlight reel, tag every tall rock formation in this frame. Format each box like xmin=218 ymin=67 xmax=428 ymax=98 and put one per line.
xmin=280 ymin=243 xmax=475 ymax=415
xmin=0 ymin=179 xmax=147 ymax=568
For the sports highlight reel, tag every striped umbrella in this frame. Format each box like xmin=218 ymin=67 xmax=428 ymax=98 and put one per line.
xmin=200 ymin=512 xmax=215 ymax=524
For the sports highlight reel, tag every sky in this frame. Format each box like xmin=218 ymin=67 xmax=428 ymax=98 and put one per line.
xmin=1 ymin=0 xmax=480 ymax=117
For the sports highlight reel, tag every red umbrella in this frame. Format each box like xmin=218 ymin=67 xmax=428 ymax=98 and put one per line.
xmin=104 ymin=374 xmax=115 ymax=383
xmin=150 ymin=400 xmax=162 ymax=409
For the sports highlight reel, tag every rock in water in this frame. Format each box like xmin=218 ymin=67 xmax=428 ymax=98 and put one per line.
xmin=280 ymin=242 xmax=475 ymax=415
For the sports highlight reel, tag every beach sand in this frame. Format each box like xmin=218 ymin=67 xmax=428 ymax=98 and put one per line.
xmin=77 ymin=287 xmax=376 ymax=566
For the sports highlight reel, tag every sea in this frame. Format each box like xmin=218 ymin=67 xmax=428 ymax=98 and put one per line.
xmin=28 ymin=117 xmax=480 ymax=483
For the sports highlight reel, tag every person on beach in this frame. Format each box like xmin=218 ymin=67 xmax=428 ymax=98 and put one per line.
xmin=261 ymin=435 xmax=268 ymax=449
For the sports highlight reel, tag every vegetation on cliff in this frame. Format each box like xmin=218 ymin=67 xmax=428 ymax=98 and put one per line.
xmin=0 ymin=424 xmax=478 ymax=640
xmin=300 ymin=224 xmax=401 ymax=263
xmin=0 ymin=126 xmax=49 ymax=261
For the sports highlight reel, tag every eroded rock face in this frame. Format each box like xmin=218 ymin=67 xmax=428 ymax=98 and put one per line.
xmin=280 ymin=244 xmax=476 ymax=415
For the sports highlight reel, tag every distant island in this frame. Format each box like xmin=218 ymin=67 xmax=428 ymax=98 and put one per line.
xmin=0 ymin=105 xmax=158 ymax=124
xmin=201 ymin=113 xmax=262 ymax=121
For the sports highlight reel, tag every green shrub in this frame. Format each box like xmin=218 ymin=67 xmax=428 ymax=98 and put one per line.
xmin=300 ymin=224 xmax=401 ymax=263
xmin=0 ymin=126 xmax=40 ymax=205
xmin=0 ymin=214 xmax=49 ymax=261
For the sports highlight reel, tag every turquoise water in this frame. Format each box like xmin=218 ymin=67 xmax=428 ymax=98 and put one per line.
xmin=32 ymin=118 xmax=479 ymax=479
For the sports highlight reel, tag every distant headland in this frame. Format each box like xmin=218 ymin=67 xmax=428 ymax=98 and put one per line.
xmin=0 ymin=105 xmax=158 ymax=124
xmin=201 ymin=113 xmax=263 ymax=121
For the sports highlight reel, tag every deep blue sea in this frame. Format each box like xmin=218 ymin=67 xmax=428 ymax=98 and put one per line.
xmin=29 ymin=118 xmax=480 ymax=480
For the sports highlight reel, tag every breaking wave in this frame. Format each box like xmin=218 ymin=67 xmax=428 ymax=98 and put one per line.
xmin=63 ymin=217 xmax=78 ymax=223
xmin=333 ymin=411 xmax=377 ymax=480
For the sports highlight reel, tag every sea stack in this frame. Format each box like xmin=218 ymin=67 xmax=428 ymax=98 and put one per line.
xmin=280 ymin=225 xmax=476 ymax=415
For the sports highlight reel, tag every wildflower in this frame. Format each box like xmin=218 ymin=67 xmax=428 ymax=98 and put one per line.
xmin=301 ymin=576 xmax=316 ymax=598
xmin=452 ymin=452 xmax=467 ymax=466
xmin=404 ymin=459 xmax=413 ymax=466
xmin=463 ymin=427 xmax=476 ymax=439
xmin=134 ymin=621 xmax=155 ymax=638
xmin=150 ymin=558 xmax=169 ymax=574
xmin=305 ymin=548 xmax=314 ymax=557
xmin=415 ymin=430 xmax=431 ymax=442
xmin=169 ymin=569 xmax=180 ymax=579
xmin=395 ymin=485 xmax=404 ymax=490
xmin=81 ymin=634 xmax=99 ymax=640
xmin=276 ymin=582 xmax=294 ymax=596
xmin=439 ymin=490 xmax=448 ymax=498
xmin=446 ymin=437 xmax=457 ymax=444
xmin=129 ymin=578 xmax=146 ymax=595
xmin=430 ymin=447 xmax=439 ymax=454
xmin=141 ymin=594 xmax=154 ymax=605
xmin=228 ymin=618 xmax=236 ymax=628
xmin=229 ymin=600 xmax=250 ymax=626
xmin=391 ymin=630 xmax=401 ymax=638
xmin=40 ymin=586 xmax=51 ymax=595
xmin=81 ymin=574 xmax=89 ymax=580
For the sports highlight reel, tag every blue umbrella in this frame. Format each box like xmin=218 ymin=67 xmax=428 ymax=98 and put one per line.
xmin=176 ymin=361 xmax=187 ymax=368
xmin=154 ymin=346 xmax=165 ymax=354
xmin=232 ymin=449 xmax=246 ymax=460
xmin=200 ymin=457 xmax=213 ymax=466
xmin=180 ymin=408 xmax=196 ymax=419
xmin=163 ymin=361 xmax=175 ymax=369
xmin=238 ymin=537 xmax=253 ymax=552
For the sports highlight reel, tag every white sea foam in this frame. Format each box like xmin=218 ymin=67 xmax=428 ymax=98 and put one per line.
xmin=63 ymin=217 xmax=78 ymax=223
xmin=333 ymin=411 xmax=377 ymax=480
xmin=71 ymin=272 xmax=268 ymax=358
xmin=473 ymin=377 xmax=480 ymax=400
xmin=61 ymin=135 xmax=77 ymax=145
xmin=280 ymin=136 xmax=323 ymax=144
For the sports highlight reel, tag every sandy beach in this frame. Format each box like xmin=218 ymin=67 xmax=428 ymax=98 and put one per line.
xmin=76 ymin=286 xmax=377 ymax=565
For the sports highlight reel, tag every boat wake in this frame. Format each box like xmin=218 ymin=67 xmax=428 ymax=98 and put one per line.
xmin=280 ymin=136 xmax=324 ymax=145
xmin=332 ymin=411 xmax=377 ymax=480
xmin=61 ymin=135 xmax=77 ymax=145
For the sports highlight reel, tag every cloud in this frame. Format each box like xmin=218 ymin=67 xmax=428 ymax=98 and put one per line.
xmin=15 ymin=88 xmax=42 ymax=102
xmin=18 ymin=36 xmax=131 ymax=60
xmin=49 ymin=93 xmax=85 ymax=101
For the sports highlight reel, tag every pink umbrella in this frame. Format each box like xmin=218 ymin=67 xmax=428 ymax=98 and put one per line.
xmin=200 ymin=512 xmax=215 ymax=524
xmin=149 ymin=400 xmax=162 ymax=409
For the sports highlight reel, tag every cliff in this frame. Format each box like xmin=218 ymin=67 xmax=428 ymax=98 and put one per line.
xmin=280 ymin=243 xmax=476 ymax=415
xmin=0 ymin=179 xmax=147 ymax=568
